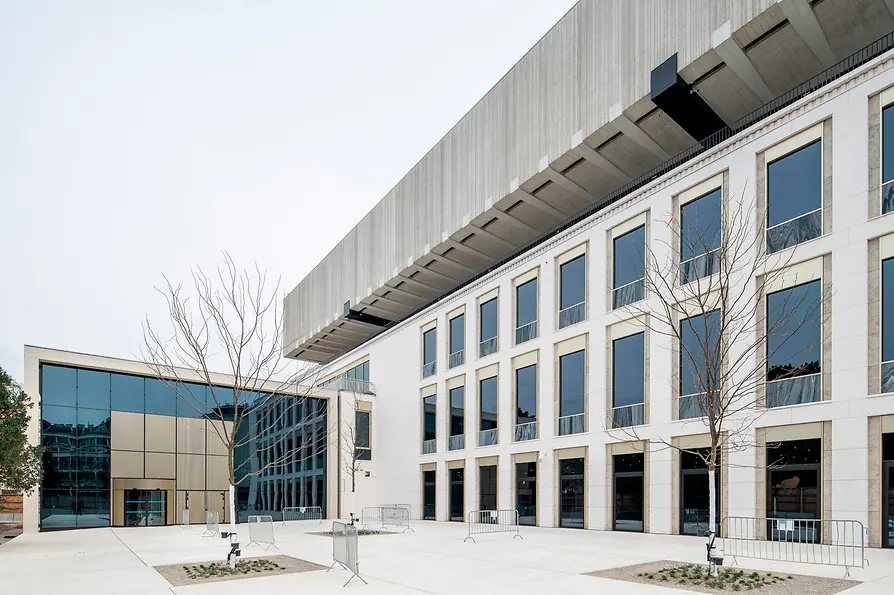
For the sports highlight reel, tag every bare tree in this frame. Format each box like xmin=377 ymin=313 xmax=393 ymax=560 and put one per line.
xmin=341 ymin=395 xmax=369 ymax=518
xmin=611 ymin=187 xmax=827 ymax=574
xmin=141 ymin=253 xmax=329 ymax=534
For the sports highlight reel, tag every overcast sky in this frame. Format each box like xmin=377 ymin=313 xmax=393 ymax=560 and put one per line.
xmin=0 ymin=1 xmax=577 ymax=382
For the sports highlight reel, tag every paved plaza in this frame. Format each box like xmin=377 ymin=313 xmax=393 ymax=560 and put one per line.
xmin=2 ymin=520 xmax=894 ymax=594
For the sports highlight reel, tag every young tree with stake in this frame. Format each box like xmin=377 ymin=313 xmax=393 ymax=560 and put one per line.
xmin=612 ymin=187 xmax=826 ymax=575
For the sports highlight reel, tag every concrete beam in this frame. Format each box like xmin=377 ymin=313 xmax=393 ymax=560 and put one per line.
xmin=571 ymin=133 xmax=633 ymax=181
xmin=408 ymin=264 xmax=462 ymax=284
xmin=778 ymin=0 xmax=836 ymax=68
xmin=887 ymin=0 xmax=894 ymax=20
xmin=467 ymin=223 xmax=517 ymax=251
xmin=429 ymin=253 xmax=476 ymax=275
xmin=380 ymin=283 xmax=430 ymax=303
xmin=490 ymin=210 xmax=540 ymax=237
xmin=441 ymin=237 xmax=494 ymax=261
xmin=359 ymin=300 xmax=405 ymax=318
xmin=712 ymin=21 xmax=774 ymax=102
xmin=607 ymin=110 xmax=671 ymax=161
xmin=312 ymin=336 xmax=357 ymax=349
xmin=366 ymin=291 xmax=417 ymax=311
xmin=396 ymin=273 xmax=445 ymax=293
xmin=327 ymin=325 xmax=370 ymax=340
xmin=545 ymin=167 xmax=599 ymax=204
xmin=515 ymin=189 xmax=568 ymax=219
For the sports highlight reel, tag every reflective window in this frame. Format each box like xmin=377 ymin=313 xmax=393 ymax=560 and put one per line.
xmin=423 ymin=394 xmax=437 ymax=441
xmin=767 ymin=140 xmax=822 ymax=252
xmin=449 ymin=467 xmax=464 ymax=522
xmin=144 ymin=378 xmax=177 ymax=416
xmin=613 ymin=226 xmax=645 ymax=308
xmin=355 ymin=410 xmax=371 ymax=461
xmin=680 ymin=188 xmax=721 ymax=283
xmin=559 ymin=458 xmax=585 ymax=529
xmin=449 ymin=314 xmax=465 ymax=356
xmin=515 ymin=364 xmax=537 ymax=424
xmin=41 ymin=365 xmax=77 ymax=407
xmin=479 ymin=376 xmax=497 ymax=431
xmin=614 ymin=453 xmax=644 ymax=532
xmin=612 ymin=333 xmax=644 ymax=408
xmin=559 ymin=350 xmax=585 ymax=417
xmin=766 ymin=280 xmax=822 ymax=407
xmin=111 ymin=373 xmax=144 ymax=413
xmin=423 ymin=470 xmax=436 ymax=520
xmin=559 ymin=255 xmax=586 ymax=310
xmin=680 ymin=310 xmax=722 ymax=418
xmin=766 ymin=439 xmax=821 ymax=543
xmin=449 ymin=386 xmax=464 ymax=436
xmin=480 ymin=298 xmax=497 ymax=342
xmin=77 ymin=370 xmax=110 ymax=410
xmin=516 ymin=278 xmax=537 ymax=327
xmin=681 ymin=448 xmax=720 ymax=536
xmin=883 ymin=104 xmax=894 ymax=214
xmin=176 ymin=383 xmax=207 ymax=418
xmin=479 ymin=465 xmax=497 ymax=510
xmin=882 ymin=258 xmax=894 ymax=393
xmin=516 ymin=462 xmax=536 ymax=526
xmin=423 ymin=328 xmax=436 ymax=365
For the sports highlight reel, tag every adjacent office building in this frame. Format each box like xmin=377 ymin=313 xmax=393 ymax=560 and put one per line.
xmin=281 ymin=1 xmax=894 ymax=548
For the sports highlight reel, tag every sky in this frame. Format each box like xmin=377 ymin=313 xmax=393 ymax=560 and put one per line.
xmin=0 ymin=1 xmax=578 ymax=382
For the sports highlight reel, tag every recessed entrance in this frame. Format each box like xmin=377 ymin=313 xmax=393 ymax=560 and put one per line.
xmin=124 ymin=489 xmax=167 ymax=527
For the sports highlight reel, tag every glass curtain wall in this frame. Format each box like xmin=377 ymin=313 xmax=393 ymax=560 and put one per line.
xmin=516 ymin=462 xmax=536 ymax=526
xmin=613 ymin=453 xmax=644 ymax=532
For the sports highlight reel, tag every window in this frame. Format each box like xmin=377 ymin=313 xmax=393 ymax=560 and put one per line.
xmin=479 ymin=298 xmax=498 ymax=357
xmin=611 ymin=333 xmax=645 ymax=427
xmin=423 ymin=394 xmax=437 ymax=449
xmin=516 ymin=278 xmax=538 ymax=343
xmin=479 ymin=465 xmax=497 ymax=510
xmin=559 ymin=458 xmax=585 ymax=529
xmin=319 ymin=360 xmax=371 ymax=392
xmin=516 ymin=462 xmax=536 ymax=526
xmin=766 ymin=439 xmax=821 ymax=543
xmin=882 ymin=257 xmax=894 ymax=393
xmin=883 ymin=103 xmax=894 ymax=214
xmin=680 ymin=188 xmax=721 ymax=284
xmin=355 ymin=410 xmax=371 ymax=461
xmin=144 ymin=378 xmax=177 ymax=416
xmin=558 ymin=350 xmax=585 ymax=435
xmin=449 ymin=467 xmax=464 ymax=522
xmin=41 ymin=365 xmax=76 ymax=407
xmin=766 ymin=280 xmax=822 ymax=408
xmin=559 ymin=255 xmax=586 ymax=328
xmin=422 ymin=327 xmax=437 ymax=377
xmin=423 ymin=470 xmax=436 ymax=520
xmin=449 ymin=314 xmax=465 ymax=368
xmin=449 ymin=386 xmax=465 ymax=450
xmin=515 ymin=364 xmax=536 ymax=441
xmin=679 ymin=310 xmax=722 ymax=419
xmin=613 ymin=226 xmax=645 ymax=308
xmin=680 ymin=448 xmax=720 ymax=536
xmin=613 ymin=453 xmax=644 ymax=532
xmin=77 ymin=369 xmax=110 ymax=410
xmin=111 ymin=373 xmax=144 ymax=413
xmin=766 ymin=140 xmax=822 ymax=253
xmin=175 ymin=383 xmax=207 ymax=418
xmin=478 ymin=376 xmax=497 ymax=446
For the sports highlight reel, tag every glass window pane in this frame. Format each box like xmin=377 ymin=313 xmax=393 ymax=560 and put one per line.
xmin=76 ymin=490 xmax=111 ymax=527
xmin=613 ymin=226 xmax=645 ymax=288
xmin=884 ymin=258 xmax=894 ymax=363
xmin=355 ymin=411 xmax=370 ymax=448
xmin=423 ymin=329 xmax=436 ymax=364
xmin=76 ymin=370 xmax=110 ymax=410
xmin=41 ymin=365 xmax=77 ymax=407
xmin=516 ymin=364 xmax=537 ymax=424
xmin=767 ymin=280 xmax=822 ymax=381
xmin=516 ymin=462 xmax=536 ymax=526
xmin=680 ymin=310 xmax=721 ymax=397
xmin=479 ymin=465 xmax=497 ymax=510
xmin=41 ymin=405 xmax=78 ymax=490
xmin=516 ymin=279 xmax=537 ymax=327
xmin=612 ymin=333 xmax=644 ymax=407
xmin=423 ymin=395 xmax=437 ymax=441
xmin=767 ymin=140 xmax=821 ymax=227
xmin=449 ymin=467 xmax=464 ymax=521
xmin=480 ymin=298 xmax=498 ymax=341
xmin=884 ymin=105 xmax=894 ymax=184
xmin=111 ymin=374 xmax=144 ymax=413
xmin=144 ymin=378 xmax=177 ymax=416
xmin=40 ymin=489 xmax=78 ymax=530
xmin=681 ymin=188 xmax=722 ymax=261
xmin=176 ymin=383 xmax=207 ymax=418
xmin=560 ymin=255 xmax=586 ymax=309
xmin=450 ymin=386 xmax=464 ymax=436
xmin=77 ymin=408 xmax=111 ymax=441
xmin=559 ymin=350 xmax=585 ymax=417
xmin=479 ymin=377 xmax=498 ymax=431
xmin=450 ymin=314 xmax=465 ymax=354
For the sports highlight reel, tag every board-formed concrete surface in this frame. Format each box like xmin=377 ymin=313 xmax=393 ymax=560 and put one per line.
xmin=2 ymin=521 xmax=894 ymax=594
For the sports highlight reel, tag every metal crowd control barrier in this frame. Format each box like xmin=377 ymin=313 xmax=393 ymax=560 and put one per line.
xmin=202 ymin=510 xmax=220 ymax=536
xmin=360 ymin=506 xmax=413 ymax=532
xmin=720 ymin=517 xmax=868 ymax=576
xmin=382 ymin=504 xmax=412 ymax=519
xmin=464 ymin=509 xmax=522 ymax=543
xmin=247 ymin=515 xmax=278 ymax=551
xmin=328 ymin=521 xmax=367 ymax=587
xmin=282 ymin=505 xmax=324 ymax=525
xmin=181 ymin=509 xmax=190 ymax=528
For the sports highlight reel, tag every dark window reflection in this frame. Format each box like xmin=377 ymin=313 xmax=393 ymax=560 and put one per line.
xmin=450 ymin=386 xmax=464 ymax=436
xmin=681 ymin=189 xmax=722 ymax=262
xmin=423 ymin=470 xmax=436 ymax=520
xmin=767 ymin=140 xmax=822 ymax=227
xmin=767 ymin=280 xmax=821 ymax=384
xmin=516 ymin=462 xmax=536 ymax=526
xmin=614 ymin=226 xmax=645 ymax=288
xmin=559 ymin=350 xmax=585 ymax=417
xmin=355 ymin=410 xmax=371 ymax=454
xmin=450 ymin=468 xmax=464 ymax=522
xmin=767 ymin=439 xmax=821 ymax=543
xmin=145 ymin=378 xmax=177 ymax=416
xmin=681 ymin=448 xmax=720 ymax=536
xmin=77 ymin=370 xmax=110 ymax=410
xmin=111 ymin=373 xmax=144 ymax=413
xmin=883 ymin=259 xmax=894 ymax=373
xmin=450 ymin=314 xmax=465 ymax=355
xmin=516 ymin=365 xmax=537 ymax=424
xmin=423 ymin=394 xmax=437 ymax=441
xmin=480 ymin=298 xmax=498 ymax=341
xmin=560 ymin=255 xmax=586 ymax=309
xmin=559 ymin=457 xmax=584 ymax=529
xmin=516 ymin=279 xmax=537 ymax=327
xmin=883 ymin=105 xmax=894 ymax=214
xmin=479 ymin=377 xmax=497 ymax=431
xmin=612 ymin=333 xmax=644 ymax=408
xmin=176 ymin=382 xmax=208 ymax=418
xmin=614 ymin=453 xmax=644 ymax=532
xmin=479 ymin=465 xmax=497 ymax=510
xmin=423 ymin=328 xmax=437 ymax=365
xmin=41 ymin=365 xmax=76 ymax=407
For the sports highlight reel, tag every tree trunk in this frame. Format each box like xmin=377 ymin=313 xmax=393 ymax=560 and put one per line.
xmin=229 ymin=483 xmax=237 ymax=532
xmin=708 ymin=466 xmax=718 ymax=576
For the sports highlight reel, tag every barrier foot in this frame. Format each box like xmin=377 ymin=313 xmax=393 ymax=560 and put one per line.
xmin=843 ymin=566 xmax=851 ymax=579
xmin=328 ymin=561 xmax=347 ymax=573
xmin=514 ymin=533 xmax=523 ymax=540
xmin=344 ymin=572 xmax=368 ymax=587
xmin=463 ymin=536 xmax=475 ymax=543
